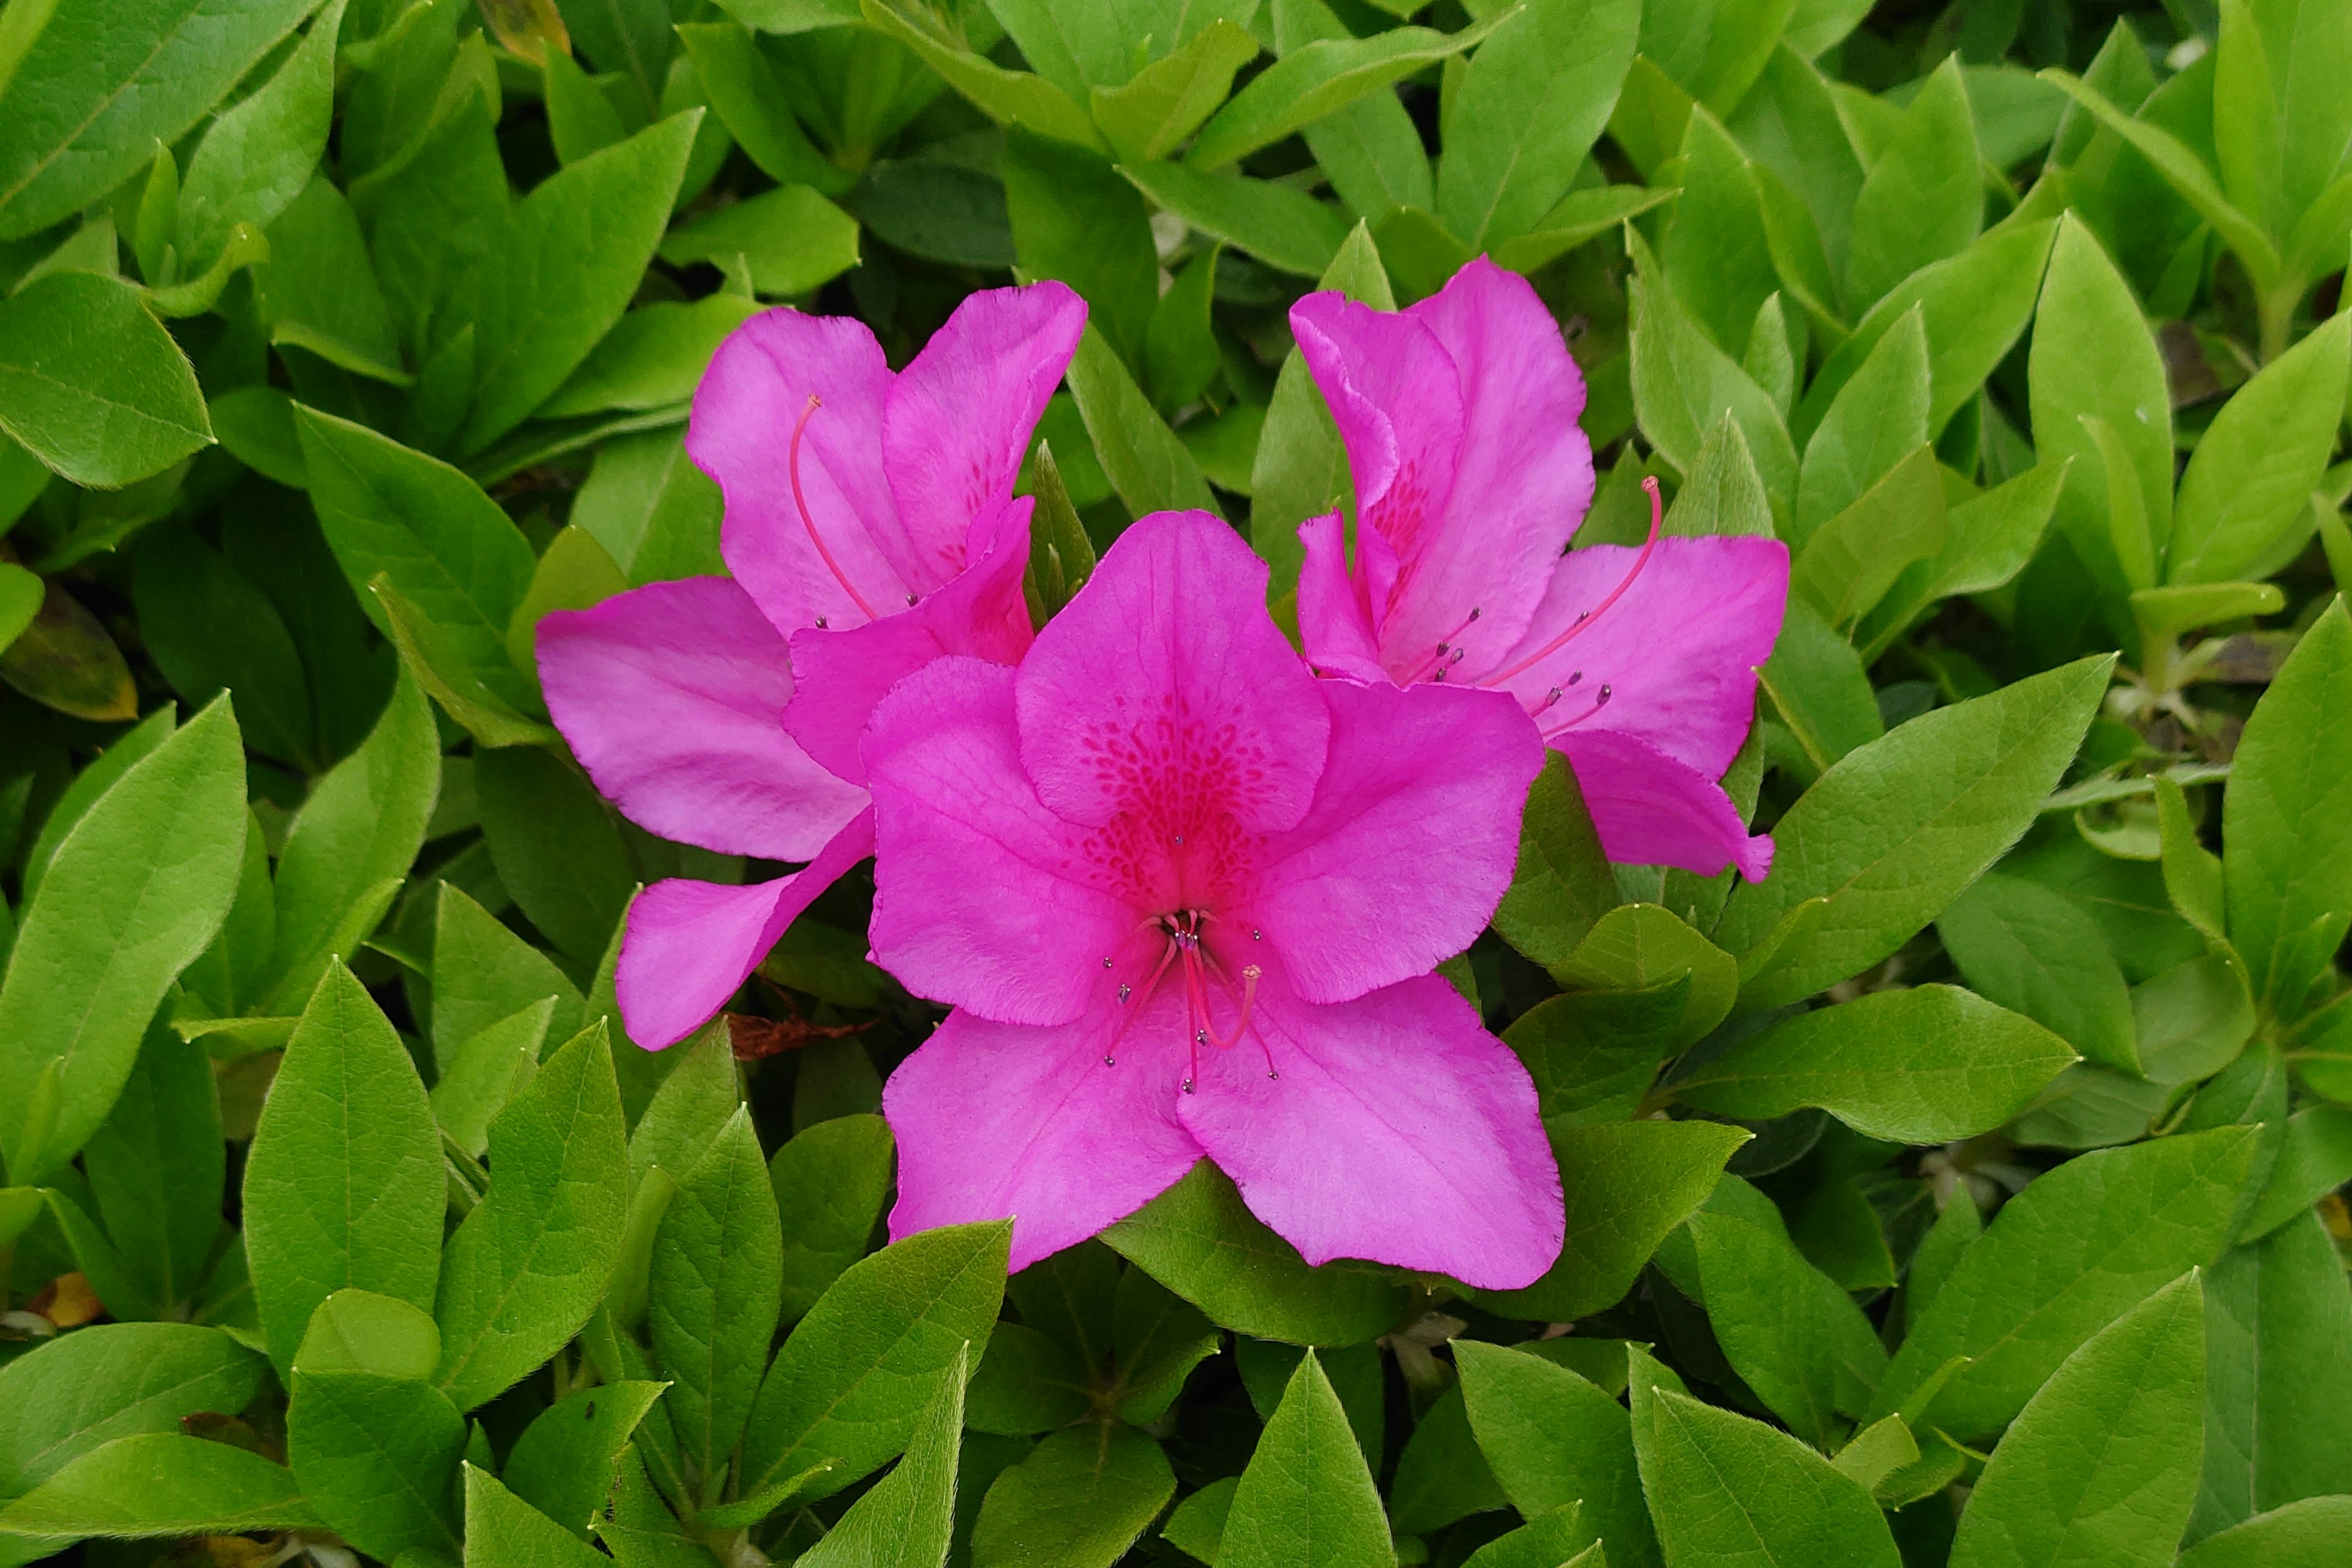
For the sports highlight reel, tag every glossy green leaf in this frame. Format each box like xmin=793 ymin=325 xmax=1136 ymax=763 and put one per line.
xmin=1690 ymin=1202 xmax=1888 ymax=1446
xmin=1493 ymin=750 xmax=1625 ymax=971
xmin=1091 ymin=20 xmax=1258 ymax=165
xmin=2170 ymin=311 xmax=2351 ymax=585
xmin=1793 ymin=306 xmax=1929 ymax=549
xmin=793 ymin=1341 xmax=966 ymax=1563
xmin=1939 ymin=871 xmax=2137 ymax=1072
xmin=2180 ymin=1498 xmax=2352 ymax=1568
xmin=1640 ymin=1389 xmax=1900 ymax=1568
xmin=0 ymin=270 xmax=211 ymax=488
xmin=1064 ymin=324 xmax=1219 ymax=518
xmin=0 ymin=1434 xmax=317 ymax=1537
xmin=1221 ymin=1350 xmax=1390 ymax=1568
xmin=772 ymin=1112 xmax=895 ymax=1322
xmin=463 ymin=1462 xmax=611 ymax=1568
xmin=0 ymin=696 xmax=244 ymax=1185
xmin=1188 ymin=16 xmax=1498 ymax=174
xmin=503 ymin=1381 xmax=668 ymax=1539
xmin=1457 ymin=1341 xmax=1655 ymax=1568
xmin=0 ymin=1324 xmax=266 ymax=1502
xmin=658 ymin=183 xmax=861 ymax=298
xmin=1948 ymin=1271 xmax=2205 ymax=1568
xmin=971 ymin=1423 xmax=1176 ymax=1568
xmin=1436 ymin=0 xmax=1642 ymax=247
xmin=1843 ymin=58 xmax=1980 ymax=313
xmin=175 ymin=0 xmax=342 ymax=269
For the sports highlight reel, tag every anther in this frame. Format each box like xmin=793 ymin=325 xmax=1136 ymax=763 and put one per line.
xmin=1251 ymin=929 xmax=1261 ymax=940
xmin=814 ymin=615 xmax=827 ymax=629
xmin=1597 ymin=684 xmax=1613 ymax=705
xmin=1118 ymin=984 xmax=1131 ymax=1002
xmin=905 ymin=592 xmax=918 ymax=606
xmin=1569 ymin=670 xmax=1583 ymax=685
xmin=1102 ymin=1055 xmax=1115 ymax=1067
xmin=1174 ymin=833 xmax=1184 ymax=845
xmin=1104 ymin=956 xmax=1114 ymax=968
xmin=1182 ymin=1078 xmax=1196 ymax=1094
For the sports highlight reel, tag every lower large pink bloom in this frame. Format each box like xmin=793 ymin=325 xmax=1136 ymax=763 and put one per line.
xmin=864 ymin=511 xmax=1562 ymax=1286
xmin=1291 ymin=260 xmax=1787 ymax=881
xmin=537 ymin=282 xmax=1085 ymax=1047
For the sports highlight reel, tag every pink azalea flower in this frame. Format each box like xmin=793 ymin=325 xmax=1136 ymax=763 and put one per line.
xmin=1291 ymin=258 xmax=1789 ymax=882
xmin=863 ymin=510 xmax=1564 ymax=1286
xmin=537 ymin=282 xmax=1087 ymax=1047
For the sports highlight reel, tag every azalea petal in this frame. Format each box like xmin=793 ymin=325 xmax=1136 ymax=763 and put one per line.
xmin=1487 ymin=533 xmax=1788 ymax=780
xmin=1289 ymin=290 xmax=1462 ymax=655
xmin=1248 ymin=679 xmax=1541 ymax=1005
xmin=1176 ymin=963 xmax=1563 ymax=1291
xmin=1559 ymin=728 xmax=1774 ymax=881
xmin=1396 ymin=258 xmax=1596 ymax=680
xmin=538 ymin=577 xmax=868 ymax=861
xmin=784 ymin=496 xmax=1037 ymax=784
xmin=866 ymin=657 xmax=1140 ymax=1027
xmin=1294 ymin=511 xmax=1389 ymax=684
xmin=882 ymin=281 xmax=1085 ymax=582
xmin=615 ymin=809 xmax=876 ymax=1049
xmin=883 ymin=977 xmax=1204 ymax=1273
xmin=1015 ymin=510 xmax=1330 ymax=834
xmin=688 ymin=307 xmax=908 ymax=635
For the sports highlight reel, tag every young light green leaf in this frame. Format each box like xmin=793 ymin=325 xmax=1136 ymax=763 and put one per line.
xmin=657 ymin=183 xmax=861 ymax=297
xmin=2180 ymin=1498 xmax=2352 ymax=1568
xmin=1221 ymin=1350 xmax=1392 ymax=1568
xmin=1949 ymin=1271 xmax=2205 ymax=1568
xmin=1869 ymin=1126 xmax=2259 ymax=1442
xmin=1642 ymin=1390 xmax=1901 ymax=1568
xmin=1436 ymin=0 xmax=1642 ymax=248
xmin=1456 ymin=1342 xmax=1656 ymax=1568
xmin=739 ymin=1220 xmax=1008 ymax=1507
xmin=970 ymin=1423 xmax=1177 ymax=1568
xmin=1717 ymin=654 xmax=2113 ymax=1003
xmin=1188 ymin=17 xmax=1498 ymax=174
xmin=0 ymin=1434 xmax=317 ymax=1537
xmin=1938 ymin=873 xmax=2138 ymax=1072
xmin=0 ymin=271 xmax=211 ymax=488
xmin=434 ymin=1023 xmax=629 ymax=1411
xmin=652 ymin=1107 xmax=782 ymax=1508
xmin=0 ymin=1324 xmax=266 ymax=1501
xmin=431 ymin=998 xmax=551 ymax=1160
xmin=0 ymin=696 xmax=244 ymax=1186
xmin=1092 ymin=19 xmax=1259 ymax=165
xmin=428 ymin=881 xmax=586 ymax=1073
xmin=286 ymin=1362 xmax=466 ymax=1562
xmin=1794 ymin=306 xmax=1929 ymax=548
xmin=1628 ymin=229 xmax=1799 ymax=519
xmin=244 ymin=962 xmax=445 ymax=1379
xmin=2224 ymin=598 xmax=2352 ymax=1011
xmin=174 ymin=0 xmax=344 ymax=270
xmin=1791 ymin=443 xmax=1948 ymax=628
xmin=2169 ymin=311 xmax=2351 ymax=585
xmin=1842 ymin=57 xmax=1980 ymax=313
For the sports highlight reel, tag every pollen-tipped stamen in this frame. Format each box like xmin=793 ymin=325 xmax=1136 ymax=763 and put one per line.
xmin=1398 ymin=604 xmax=1484 ymax=685
xmin=788 ymin=395 xmax=884 ymax=624
xmin=1477 ymin=475 xmax=1663 ymax=691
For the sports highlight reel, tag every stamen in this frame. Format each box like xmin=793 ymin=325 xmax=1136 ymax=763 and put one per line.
xmin=1480 ymin=477 xmax=1663 ymax=690
xmin=1536 ymin=682 xmax=1616 ymax=741
xmin=1400 ymin=605 xmax=1485 ymax=685
xmin=788 ymin=396 xmax=883 ymax=624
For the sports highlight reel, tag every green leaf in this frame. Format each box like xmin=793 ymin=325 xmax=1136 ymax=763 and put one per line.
xmin=475 ymin=744 xmax=635 ymax=965
xmin=1494 ymin=750 xmax=1626 ymax=971
xmin=1064 ymin=323 xmax=1219 ymax=518
xmin=1842 ymin=57 xmax=1980 ymax=313
xmin=657 ymin=184 xmax=861 ymax=298
xmin=1553 ymin=904 xmax=1738 ymax=1050
xmin=434 ymin=1023 xmax=628 ymax=1411
xmin=1248 ymin=221 xmax=1392 ymax=599
xmin=1689 ymin=1202 xmax=1888 ymax=1446
xmin=571 ymin=426 xmax=726 ymax=585
xmin=542 ymin=295 xmax=764 ymax=420
xmin=1627 ymin=229 xmax=1798 ymax=519
xmin=2225 ymin=598 xmax=2352 ymax=1011
xmin=244 ymin=962 xmax=445 ymax=1379
xmin=1716 ymin=654 xmax=2113 ymax=1005
xmin=653 ymin=1107 xmax=781 ymax=1507
xmin=262 ymin=663 xmax=439 ymax=1012
xmin=1219 ymin=1350 xmax=1390 ymax=1568
xmin=0 ymin=1323 xmax=266 ymax=1501
xmin=81 ymin=1022 xmax=224 ymax=1317
xmin=1794 ymin=306 xmax=1929 ymax=548
xmin=1760 ymin=596 xmax=1882 ymax=772
xmin=0 ymin=561 xmax=37 ymax=652
xmin=1494 ymin=182 xmax=1680 ymax=277
xmin=1436 ymin=0 xmax=1642 ymax=247
xmin=1122 ymin=159 xmax=1351 ymax=278
xmin=739 ymin=1220 xmax=1009 ymax=1506
xmin=1462 ymin=1507 xmax=1602 ymax=1568
xmin=1188 ymin=17 xmax=1497 ymax=174
xmin=859 ymin=0 xmax=1106 ymax=153
xmin=2170 ymin=304 xmax=2350 ymax=586
xmin=255 ymin=176 xmax=409 ymax=385
xmin=1640 ymin=1389 xmax=1900 ymax=1568
xmin=1104 ymin=1161 xmax=1407 ymax=1346
xmin=431 ymin=999 xmax=550 ymax=1161
xmin=0 ymin=1434 xmax=317 ymax=1537
xmin=1504 ymin=978 xmax=1689 ymax=1126
xmin=771 ymin=1112 xmax=895 ymax=1322
xmin=1868 ymin=1125 xmax=2260 ymax=1442
xmin=671 ymin=23 xmax=850 ymax=192
xmin=0 ymin=270 xmax=211 ymax=488
xmin=174 ymin=0 xmax=342 ymax=270
xmin=1110 ymin=1264 xmax=1221 ymax=1425
xmin=464 ymin=1462 xmax=610 ymax=1568
xmin=1476 ymin=1119 xmax=1749 ymax=1323
xmin=297 ymin=405 xmax=539 ymax=715
xmin=451 ymin=110 xmax=701 ymax=455
xmin=1948 ymin=1271 xmax=2205 ymax=1568
xmin=130 ymin=526 xmax=309 ymax=768
xmin=1091 ymin=20 xmax=1258 ymax=165
xmin=287 ymin=1342 xmax=466 ymax=1561
xmin=791 ymin=1342 xmax=966 ymax=1562
xmin=0 ymin=0 xmax=318 ymax=241
xmin=1858 ymin=461 xmax=2068 ymax=661
xmin=971 ymin=1423 xmax=1177 ymax=1568
xmin=1791 ymin=443 xmax=1947 ymax=629
xmin=0 ymin=696 xmax=244 ymax=1185
xmin=428 ymin=881 xmax=586 ymax=1073
xmin=503 ymin=1381 xmax=668 ymax=1540
xmin=1640 ymin=0 xmax=1796 ymax=115
xmin=1457 ymin=1342 xmax=1655 ymax=1568
xmin=1658 ymin=107 xmax=1778 ymax=359
xmin=2241 ymin=1107 xmax=2352 ymax=1242
xmin=2193 ymin=1212 xmax=2352 ymax=1540
xmin=1938 ymin=872 xmax=2138 ymax=1073
xmin=2181 ymin=1499 xmax=2352 ymax=1568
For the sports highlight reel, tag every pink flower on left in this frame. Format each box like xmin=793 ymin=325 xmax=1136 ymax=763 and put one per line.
xmin=864 ymin=511 xmax=1564 ymax=1287
xmin=537 ymin=281 xmax=1087 ymax=1047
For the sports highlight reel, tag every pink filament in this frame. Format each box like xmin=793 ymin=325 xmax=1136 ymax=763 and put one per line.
xmin=1477 ymin=475 xmax=1663 ymax=690
xmin=788 ymin=396 xmax=883 ymax=624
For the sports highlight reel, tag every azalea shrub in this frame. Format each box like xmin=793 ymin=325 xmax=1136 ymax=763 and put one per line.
xmin=6 ymin=0 xmax=2352 ymax=1565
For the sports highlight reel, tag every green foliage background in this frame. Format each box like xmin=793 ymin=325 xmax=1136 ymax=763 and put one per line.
xmin=1 ymin=0 xmax=2350 ymax=1564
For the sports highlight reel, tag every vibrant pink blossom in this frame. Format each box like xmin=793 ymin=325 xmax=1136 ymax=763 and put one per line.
xmin=864 ymin=510 xmax=1563 ymax=1285
xmin=1292 ymin=258 xmax=1788 ymax=881
xmin=538 ymin=282 xmax=1086 ymax=1047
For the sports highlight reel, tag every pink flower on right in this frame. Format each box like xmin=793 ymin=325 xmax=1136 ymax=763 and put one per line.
xmin=1292 ymin=258 xmax=1792 ymax=883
